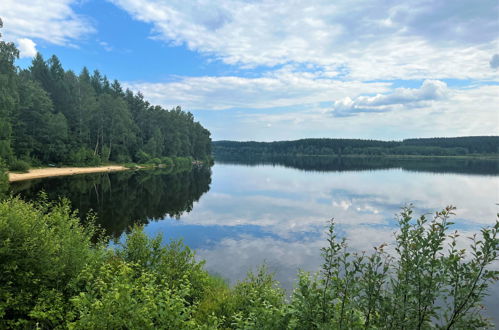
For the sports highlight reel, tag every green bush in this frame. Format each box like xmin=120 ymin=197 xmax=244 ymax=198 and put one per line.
xmin=68 ymin=148 xmax=101 ymax=166
xmin=283 ymin=207 xmax=499 ymax=329
xmin=146 ymin=157 xmax=162 ymax=165
xmin=8 ymin=159 xmax=30 ymax=173
xmin=0 ymin=196 xmax=100 ymax=328
xmin=0 ymin=159 xmax=8 ymax=199
xmin=124 ymin=162 xmax=139 ymax=169
xmin=135 ymin=150 xmax=151 ymax=164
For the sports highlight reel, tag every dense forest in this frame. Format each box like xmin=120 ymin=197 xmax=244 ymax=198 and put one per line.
xmin=213 ymin=136 xmax=499 ymax=158
xmin=0 ymin=22 xmax=211 ymax=170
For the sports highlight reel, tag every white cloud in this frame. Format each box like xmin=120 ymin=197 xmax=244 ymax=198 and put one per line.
xmin=110 ymin=0 xmax=499 ymax=80
xmin=99 ymin=41 xmax=114 ymax=52
xmin=125 ymin=68 xmax=390 ymax=110
xmin=331 ymin=80 xmax=449 ymax=116
xmin=217 ymin=84 xmax=499 ymax=141
xmin=0 ymin=0 xmax=94 ymax=46
xmin=16 ymin=38 xmax=37 ymax=58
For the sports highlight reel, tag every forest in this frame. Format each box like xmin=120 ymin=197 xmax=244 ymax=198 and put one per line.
xmin=0 ymin=23 xmax=212 ymax=171
xmin=213 ymin=136 xmax=499 ymax=158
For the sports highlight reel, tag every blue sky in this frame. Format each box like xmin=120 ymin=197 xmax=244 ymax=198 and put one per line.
xmin=1 ymin=0 xmax=498 ymax=141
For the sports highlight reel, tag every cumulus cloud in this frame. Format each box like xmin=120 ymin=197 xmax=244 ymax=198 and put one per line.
xmin=331 ymin=80 xmax=449 ymax=117
xmin=110 ymin=0 xmax=499 ymax=80
xmin=16 ymin=38 xmax=37 ymax=58
xmin=0 ymin=0 xmax=94 ymax=46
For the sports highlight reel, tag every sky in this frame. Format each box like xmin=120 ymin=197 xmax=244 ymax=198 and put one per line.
xmin=1 ymin=0 xmax=498 ymax=141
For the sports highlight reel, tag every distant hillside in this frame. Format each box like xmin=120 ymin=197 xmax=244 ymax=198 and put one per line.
xmin=213 ymin=136 xmax=499 ymax=157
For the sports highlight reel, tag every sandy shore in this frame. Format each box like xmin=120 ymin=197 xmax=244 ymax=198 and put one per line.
xmin=8 ymin=166 xmax=129 ymax=182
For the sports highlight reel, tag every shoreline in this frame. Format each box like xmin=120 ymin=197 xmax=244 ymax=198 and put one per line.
xmin=8 ymin=166 xmax=130 ymax=182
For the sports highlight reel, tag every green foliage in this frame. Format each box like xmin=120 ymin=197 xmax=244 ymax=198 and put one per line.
xmin=0 ymin=196 xmax=99 ymax=328
xmin=0 ymin=159 xmax=8 ymax=199
xmin=124 ymin=162 xmax=139 ymax=169
xmin=0 ymin=197 xmax=497 ymax=329
xmin=0 ymin=31 xmax=211 ymax=167
xmin=0 ymin=19 xmax=19 ymax=163
xmin=146 ymin=157 xmax=162 ymax=165
xmin=8 ymin=158 xmax=30 ymax=172
xmin=68 ymin=147 xmax=101 ymax=166
xmin=213 ymin=136 xmax=499 ymax=159
xmin=229 ymin=266 xmax=289 ymax=329
xmin=68 ymin=257 xmax=195 ymax=329
xmin=135 ymin=149 xmax=151 ymax=163
xmin=284 ymin=207 xmax=499 ymax=329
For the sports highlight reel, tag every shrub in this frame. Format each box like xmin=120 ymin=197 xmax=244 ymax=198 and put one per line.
xmin=135 ymin=150 xmax=151 ymax=164
xmin=68 ymin=148 xmax=101 ymax=166
xmin=124 ymin=162 xmax=139 ymax=169
xmin=8 ymin=159 xmax=30 ymax=172
xmin=0 ymin=159 xmax=8 ymax=199
xmin=146 ymin=157 xmax=162 ymax=165
xmin=285 ymin=206 xmax=499 ymax=329
xmin=0 ymin=196 xmax=100 ymax=328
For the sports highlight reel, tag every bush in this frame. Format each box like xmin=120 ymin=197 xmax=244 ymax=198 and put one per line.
xmin=0 ymin=196 xmax=100 ymax=328
xmin=68 ymin=148 xmax=101 ymax=166
xmin=135 ymin=150 xmax=151 ymax=164
xmin=0 ymin=159 xmax=8 ymax=199
xmin=0 ymin=198 xmax=218 ymax=328
xmin=124 ymin=163 xmax=139 ymax=169
xmin=146 ymin=157 xmax=162 ymax=165
xmin=8 ymin=159 xmax=30 ymax=172
xmin=284 ymin=206 xmax=499 ymax=329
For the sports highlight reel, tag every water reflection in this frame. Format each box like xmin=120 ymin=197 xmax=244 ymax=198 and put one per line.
xmin=145 ymin=163 xmax=499 ymax=322
xmin=10 ymin=166 xmax=212 ymax=238
xmin=10 ymin=159 xmax=499 ymax=323
xmin=216 ymin=154 xmax=499 ymax=176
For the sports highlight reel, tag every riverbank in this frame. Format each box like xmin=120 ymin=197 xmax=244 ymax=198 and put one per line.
xmin=8 ymin=166 xmax=129 ymax=182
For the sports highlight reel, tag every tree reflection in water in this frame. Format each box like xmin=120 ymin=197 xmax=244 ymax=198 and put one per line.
xmin=10 ymin=166 xmax=212 ymax=239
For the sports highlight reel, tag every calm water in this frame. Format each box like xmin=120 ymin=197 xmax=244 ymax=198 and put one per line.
xmin=10 ymin=158 xmax=499 ymax=324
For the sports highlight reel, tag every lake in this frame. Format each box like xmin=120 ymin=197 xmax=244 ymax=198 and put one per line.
xmin=10 ymin=157 xmax=499 ymax=324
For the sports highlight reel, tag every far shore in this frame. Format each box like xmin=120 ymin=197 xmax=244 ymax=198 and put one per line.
xmin=8 ymin=166 xmax=130 ymax=182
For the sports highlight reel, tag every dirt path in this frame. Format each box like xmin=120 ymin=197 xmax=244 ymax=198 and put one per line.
xmin=8 ymin=166 xmax=129 ymax=182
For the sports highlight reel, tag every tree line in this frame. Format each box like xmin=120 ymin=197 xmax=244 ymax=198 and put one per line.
xmin=0 ymin=21 xmax=211 ymax=170
xmin=213 ymin=136 xmax=499 ymax=158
